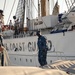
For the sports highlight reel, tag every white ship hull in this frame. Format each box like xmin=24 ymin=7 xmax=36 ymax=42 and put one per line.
xmin=3 ymin=30 xmax=75 ymax=66
xmin=2 ymin=1 xmax=75 ymax=67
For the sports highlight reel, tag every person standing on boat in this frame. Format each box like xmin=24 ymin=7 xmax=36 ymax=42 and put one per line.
xmin=9 ymin=20 xmax=13 ymax=30
xmin=0 ymin=34 xmax=4 ymax=66
xmin=0 ymin=34 xmax=3 ymax=46
xmin=14 ymin=19 xmax=20 ymax=35
xmin=0 ymin=44 xmax=4 ymax=66
xmin=26 ymin=17 xmax=30 ymax=30
xmin=36 ymin=31 xmax=48 ymax=67
xmin=0 ymin=10 xmax=4 ymax=33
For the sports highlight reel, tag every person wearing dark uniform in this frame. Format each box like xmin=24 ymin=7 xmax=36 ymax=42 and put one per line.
xmin=0 ymin=34 xmax=3 ymax=46
xmin=36 ymin=31 xmax=48 ymax=67
xmin=0 ymin=34 xmax=4 ymax=66
xmin=0 ymin=10 xmax=4 ymax=33
xmin=0 ymin=44 xmax=4 ymax=66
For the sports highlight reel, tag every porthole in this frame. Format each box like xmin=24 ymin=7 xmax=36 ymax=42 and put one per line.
xmin=26 ymin=59 xmax=27 ymax=62
xmin=20 ymin=58 xmax=21 ymax=61
xmin=15 ymin=58 xmax=16 ymax=60
xmin=30 ymin=59 xmax=32 ymax=62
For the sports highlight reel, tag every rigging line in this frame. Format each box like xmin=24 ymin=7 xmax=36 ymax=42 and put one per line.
xmin=15 ymin=0 xmax=20 ymax=16
xmin=3 ymin=0 xmax=6 ymax=13
xmin=31 ymin=0 xmax=38 ymax=13
xmin=65 ymin=0 xmax=69 ymax=10
xmin=70 ymin=0 xmax=73 ymax=5
xmin=70 ymin=0 xmax=75 ymax=8
xmin=67 ymin=0 xmax=71 ymax=8
xmin=63 ymin=1 xmax=75 ymax=18
xmin=25 ymin=0 xmax=34 ymax=19
xmin=31 ymin=0 xmax=48 ymax=28
xmin=6 ymin=0 xmax=16 ymax=25
xmin=25 ymin=1 xmax=43 ymax=29
xmin=25 ymin=0 xmax=38 ymax=29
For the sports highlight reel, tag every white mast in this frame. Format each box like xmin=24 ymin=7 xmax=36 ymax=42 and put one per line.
xmin=46 ymin=0 xmax=50 ymax=15
xmin=50 ymin=0 xmax=54 ymax=14
xmin=26 ymin=0 xmax=38 ymax=19
xmin=26 ymin=0 xmax=30 ymax=19
xmin=31 ymin=0 xmax=38 ymax=19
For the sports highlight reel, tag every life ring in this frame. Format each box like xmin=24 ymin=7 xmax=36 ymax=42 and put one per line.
xmin=47 ymin=40 xmax=52 ymax=51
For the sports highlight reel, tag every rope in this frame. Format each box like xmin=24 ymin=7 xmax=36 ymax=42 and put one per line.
xmin=25 ymin=0 xmax=38 ymax=29
xmin=65 ymin=0 xmax=69 ymax=10
xmin=25 ymin=0 xmax=34 ymax=19
xmin=3 ymin=0 xmax=6 ymax=13
xmin=6 ymin=0 xmax=16 ymax=25
xmin=31 ymin=0 xmax=48 ymax=29
xmin=63 ymin=1 xmax=75 ymax=18
xmin=67 ymin=0 xmax=71 ymax=8
xmin=0 ymin=46 xmax=11 ymax=66
xmin=25 ymin=0 xmax=48 ymax=29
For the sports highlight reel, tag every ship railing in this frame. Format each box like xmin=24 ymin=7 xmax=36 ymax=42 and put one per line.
xmin=3 ymin=33 xmax=35 ymax=39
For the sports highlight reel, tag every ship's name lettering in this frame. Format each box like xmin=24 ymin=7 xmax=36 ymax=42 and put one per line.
xmin=4 ymin=40 xmax=53 ymax=52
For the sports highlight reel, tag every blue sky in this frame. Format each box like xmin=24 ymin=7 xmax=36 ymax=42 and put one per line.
xmin=0 ymin=0 xmax=68 ymax=25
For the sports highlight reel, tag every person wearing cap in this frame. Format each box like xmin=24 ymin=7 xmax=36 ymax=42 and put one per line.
xmin=36 ymin=31 xmax=48 ymax=67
